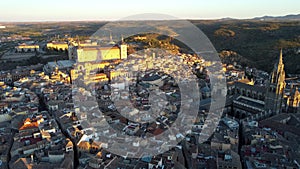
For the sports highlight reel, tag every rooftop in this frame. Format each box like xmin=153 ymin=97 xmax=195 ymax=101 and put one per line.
xmin=234 ymin=96 xmax=265 ymax=110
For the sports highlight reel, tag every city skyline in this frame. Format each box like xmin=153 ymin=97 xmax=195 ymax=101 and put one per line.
xmin=0 ymin=4 xmax=300 ymax=167
xmin=1 ymin=0 xmax=300 ymax=22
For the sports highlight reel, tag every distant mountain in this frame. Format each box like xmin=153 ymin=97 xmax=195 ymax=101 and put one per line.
xmin=252 ymin=14 xmax=300 ymax=21
xmin=219 ymin=17 xmax=237 ymax=21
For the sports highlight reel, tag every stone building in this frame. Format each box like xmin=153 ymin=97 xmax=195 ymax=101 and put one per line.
xmin=68 ymin=40 xmax=127 ymax=62
xmin=15 ymin=43 xmax=39 ymax=52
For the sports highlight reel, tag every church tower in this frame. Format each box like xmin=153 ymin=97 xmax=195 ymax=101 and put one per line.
xmin=264 ymin=49 xmax=286 ymax=115
xmin=287 ymin=86 xmax=300 ymax=113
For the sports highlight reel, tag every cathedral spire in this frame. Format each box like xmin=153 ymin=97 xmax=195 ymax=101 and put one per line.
xmin=276 ymin=49 xmax=285 ymax=77
xmin=279 ymin=48 xmax=283 ymax=66
xmin=265 ymin=49 xmax=286 ymax=115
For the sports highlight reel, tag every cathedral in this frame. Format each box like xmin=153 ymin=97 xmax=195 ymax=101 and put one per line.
xmin=227 ymin=50 xmax=300 ymax=122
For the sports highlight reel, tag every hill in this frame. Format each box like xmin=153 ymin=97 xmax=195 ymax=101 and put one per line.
xmin=191 ymin=19 xmax=300 ymax=74
xmin=253 ymin=14 xmax=300 ymax=21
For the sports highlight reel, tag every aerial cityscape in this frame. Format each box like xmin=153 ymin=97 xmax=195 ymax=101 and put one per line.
xmin=0 ymin=1 xmax=300 ymax=169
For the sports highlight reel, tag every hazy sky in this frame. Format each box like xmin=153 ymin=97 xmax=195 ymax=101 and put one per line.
xmin=1 ymin=0 xmax=299 ymax=21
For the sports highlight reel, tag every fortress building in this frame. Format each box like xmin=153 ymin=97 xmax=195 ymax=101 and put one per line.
xmin=68 ymin=40 xmax=127 ymax=62
xmin=68 ymin=39 xmax=127 ymax=85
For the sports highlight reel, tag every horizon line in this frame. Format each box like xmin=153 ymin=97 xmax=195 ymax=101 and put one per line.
xmin=0 ymin=13 xmax=299 ymax=23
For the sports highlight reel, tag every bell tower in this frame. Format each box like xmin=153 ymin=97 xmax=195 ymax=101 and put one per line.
xmin=264 ymin=49 xmax=286 ymax=115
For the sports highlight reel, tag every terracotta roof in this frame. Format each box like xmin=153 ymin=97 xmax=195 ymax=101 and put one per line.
xmin=19 ymin=118 xmax=39 ymax=130
xmin=78 ymin=141 xmax=90 ymax=150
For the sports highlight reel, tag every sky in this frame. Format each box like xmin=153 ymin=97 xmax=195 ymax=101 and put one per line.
xmin=0 ymin=0 xmax=299 ymax=22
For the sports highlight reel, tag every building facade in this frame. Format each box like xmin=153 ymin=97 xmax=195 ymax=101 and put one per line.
xmin=68 ymin=41 xmax=127 ymax=62
xmin=46 ymin=42 xmax=69 ymax=51
xmin=15 ymin=43 xmax=39 ymax=52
